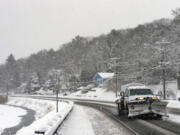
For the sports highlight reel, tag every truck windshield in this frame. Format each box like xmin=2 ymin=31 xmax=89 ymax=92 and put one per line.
xmin=130 ymin=89 xmax=153 ymax=96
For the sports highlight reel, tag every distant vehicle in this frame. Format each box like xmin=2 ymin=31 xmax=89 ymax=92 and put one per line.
xmin=116 ymin=85 xmax=168 ymax=118
xmin=69 ymin=86 xmax=77 ymax=92
xmin=63 ymin=92 xmax=68 ymax=96
xmin=81 ymin=89 xmax=88 ymax=94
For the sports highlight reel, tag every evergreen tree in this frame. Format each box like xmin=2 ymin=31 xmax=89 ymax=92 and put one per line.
xmin=6 ymin=54 xmax=20 ymax=89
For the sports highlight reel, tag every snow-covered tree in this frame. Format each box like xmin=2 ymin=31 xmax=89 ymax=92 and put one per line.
xmin=5 ymin=54 xmax=21 ymax=90
xmin=26 ymin=72 xmax=41 ymax=93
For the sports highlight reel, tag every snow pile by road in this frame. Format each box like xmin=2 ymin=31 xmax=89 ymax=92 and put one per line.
xmin=16 ymin=101 xmax=73 ymax=135
xmin=8 ymin=97 xmax=55 ymax=120
xmin=148 ymin=81 xmax=178 ymax=100
xmin=70 ymin=87 xmax=105 ymax=98
xmin=0 ymin=105 xmax=27 ymax=134
xmin=8 ymin=97 xmax=73 ymax=135
xmin=167 ymin=100 xmax=180 ymax=109
xmin=97 ymin=90 xmax=116 ymax=101
xmin=166 ymin=100 xmax=180 ymax=124
xmin=69 ymin=87 xmax=117 ymax=102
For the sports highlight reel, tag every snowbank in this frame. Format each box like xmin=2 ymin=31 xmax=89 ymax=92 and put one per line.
xmin=167 ymin=100 xmax=180 ymax=109
xmin=8 ymin=97 xmax=73 ymax=135
xmin=8 ymin=97 xmax=55 ymax=120
xmin=148 ymin=81 xmax=178 ymax=100
xmin=69 ymin=87 xmax=117 ymax=102
xmin=16 ymin=101 xmax=73 ymax=135
xmin=165 ymin=100 xmax=180 ymax=124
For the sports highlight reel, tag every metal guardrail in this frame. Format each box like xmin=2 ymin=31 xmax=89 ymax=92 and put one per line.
xmin=33 ymin=103 xmax=73 ymax=135
xmin=12 ymin=95 xmax=180 ymax=116
xmin=11 ymin=94 xmax=116 ymax=105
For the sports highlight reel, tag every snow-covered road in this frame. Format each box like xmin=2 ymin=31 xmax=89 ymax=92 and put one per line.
xmin=83 ymin=106 xmax=132 ymax=135
xmin=58 ymin=105 xmax=132 ymax=135
xmin=57 ymin=105 xmax=94 ymax=135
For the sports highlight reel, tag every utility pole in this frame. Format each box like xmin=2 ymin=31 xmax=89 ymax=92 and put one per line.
xmin=176 ymin=54 xmax=180 ymax=100
xmin=6 ymin=81 xmax=9 ymax=97
xmin=111 ymin=57 xmax=120 ymax=97
xmin=115 ymin=65 xmax=118 ymax=97
xmin=56 ymin=89 xmax=59 ymax=113
xmin=55 ymin=71 xmax=61 ymax=113
xmin=156 ymin=39 xmax=170 ymax=100
xmin=162 ymin=68 xmax=166 ymax=100
xmin=177 ymin=72 xmax=180 ymax=100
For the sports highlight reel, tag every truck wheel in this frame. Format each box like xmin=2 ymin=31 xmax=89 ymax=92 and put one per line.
xmin=156 ymin=114 xmax=162 ymax=119
xmin=125 ymin=105 xmax=132 ymax=119
xmin=125 ymin=105 xmax=129 ymax=117
xmin=118 ymin=104 xmax=122 ymax=116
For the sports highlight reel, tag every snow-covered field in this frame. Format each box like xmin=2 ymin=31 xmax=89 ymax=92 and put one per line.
xmin=68 ymin=87 xmax=117 ymax=102
xmin=0 ymin=97 xmax=73 ymax=135
xmin=0 ymin=105 xmax=27 ymax=134
xmin=8 ymin=97 xmax=55 ymax=120
xmin=149 ymin=81 xmax=180 ymax=100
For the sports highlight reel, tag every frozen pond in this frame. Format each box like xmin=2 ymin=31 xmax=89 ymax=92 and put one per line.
xmin=0 ymin=105 xmax=27 ymax=134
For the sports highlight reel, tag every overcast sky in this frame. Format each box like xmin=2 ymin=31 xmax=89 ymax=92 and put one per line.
xmin=0 ymin=0 xmax=180 ymax=64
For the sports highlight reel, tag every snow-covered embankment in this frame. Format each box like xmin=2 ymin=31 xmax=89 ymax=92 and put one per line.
xmin=8 ymin=97 xmax=73 ymax=135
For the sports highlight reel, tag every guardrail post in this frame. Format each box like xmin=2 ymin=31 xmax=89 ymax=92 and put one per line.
xmin=34 ymin=131 xmax=45 ymax=135
xmin=56 ymin=89 xmax=59 ymax=112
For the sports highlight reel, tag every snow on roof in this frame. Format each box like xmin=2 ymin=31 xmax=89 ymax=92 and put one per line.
xmin=127 ymin=85 xmax=149 ymax=90
xmin=98 ymin=72 xmax=114 ymax=79
xmin=121 ymin=83 xmax=146 ymax=91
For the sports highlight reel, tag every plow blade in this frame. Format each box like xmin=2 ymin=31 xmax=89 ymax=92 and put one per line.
xmin=128 ymin=103 xmax=150 ymax=117
xmin=151 ymin=101 xmax=168 ymax=116
xmin=127 ymin=101 xmax=168 ymax=117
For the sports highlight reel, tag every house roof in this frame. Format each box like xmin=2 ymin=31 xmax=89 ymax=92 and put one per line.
xmin=98 ymin=72 xmax=114 ymax=79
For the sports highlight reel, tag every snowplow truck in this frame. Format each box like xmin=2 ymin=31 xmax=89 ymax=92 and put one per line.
xmin=116 ymin=85 xmax=168 ymax=118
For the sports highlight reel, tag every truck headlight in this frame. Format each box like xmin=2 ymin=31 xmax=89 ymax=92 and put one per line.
xmin=136 ymin=97 xmax=144 ymax=100
xmin=152 ymin=97 xmax=158 ymax=100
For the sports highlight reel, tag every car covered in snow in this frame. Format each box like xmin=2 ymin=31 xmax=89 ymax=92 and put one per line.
xmin=116 ymin=85 xmax=168 ymax=118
